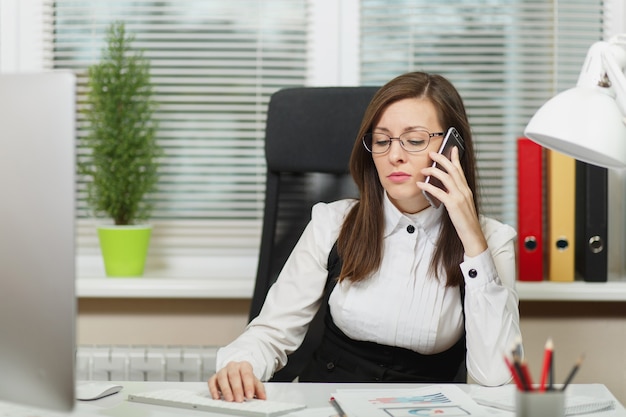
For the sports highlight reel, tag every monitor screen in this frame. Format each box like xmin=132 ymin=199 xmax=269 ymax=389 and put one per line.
xmin=0 ymin=72 xmax=76 ymax=412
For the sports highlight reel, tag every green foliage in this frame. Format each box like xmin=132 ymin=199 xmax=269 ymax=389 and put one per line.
xmin=80 ymin=21 xmax=161 ymax=225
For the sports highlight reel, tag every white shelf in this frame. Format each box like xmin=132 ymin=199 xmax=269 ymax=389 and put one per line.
xmin=76 ymin=254 xmax=257 ymax=299
xmin=516 ymin=280 xmax=626 ymax=301
xmin=75 ymin=254 xmax=626 ymax=300
xmin=76 ymin=276 xmax=254 ymax=298
xmin=76 ymin=275 xmax=626 ymax=301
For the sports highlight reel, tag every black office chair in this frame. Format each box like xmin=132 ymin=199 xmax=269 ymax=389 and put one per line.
xmin=249 ymin=86 xmax=379 ymax=382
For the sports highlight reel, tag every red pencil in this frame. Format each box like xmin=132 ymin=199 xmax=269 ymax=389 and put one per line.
xmin=540 ymin=338 xmax=553 ymax=392
xmin=504 ymin=354 xmax=525 ymax=391
xmin=520 ymin=359 xmax=535 ymax=392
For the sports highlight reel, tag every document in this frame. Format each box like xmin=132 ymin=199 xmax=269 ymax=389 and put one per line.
xmin=330 ymin=384 xmax=488 ymax=416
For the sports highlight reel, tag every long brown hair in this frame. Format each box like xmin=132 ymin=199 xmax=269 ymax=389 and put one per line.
xmin=337 ymin=72 xmax=478 ymax=288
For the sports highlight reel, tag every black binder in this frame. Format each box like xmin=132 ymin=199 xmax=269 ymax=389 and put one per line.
xmin=575 ymin=161 xmax=608 ymax=282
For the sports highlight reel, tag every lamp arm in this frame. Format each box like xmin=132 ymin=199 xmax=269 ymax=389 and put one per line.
xmin=602 ymin=35 xmax=626 ymax=118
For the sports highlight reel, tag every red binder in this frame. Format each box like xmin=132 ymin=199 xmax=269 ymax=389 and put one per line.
xmin=517 ymin=138 xmax=543 ymax=281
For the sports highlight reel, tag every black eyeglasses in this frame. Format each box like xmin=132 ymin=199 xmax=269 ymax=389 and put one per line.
xmin=362 ymin=129 xmax=445 ymax=154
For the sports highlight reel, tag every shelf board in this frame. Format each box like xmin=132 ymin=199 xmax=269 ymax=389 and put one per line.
xmin=76 ymin=276 xmax=254 ymax=299
xmin=77 ymin=276 xmax=626 ymax=301
xmin=517 ymin=281 xmax=626 ymax=301
xmin=76 ymin=253 xmax=258 ymax=299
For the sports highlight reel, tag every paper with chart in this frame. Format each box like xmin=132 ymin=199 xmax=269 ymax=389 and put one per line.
xmin=330 ymin=384 xmax=486 ymax=416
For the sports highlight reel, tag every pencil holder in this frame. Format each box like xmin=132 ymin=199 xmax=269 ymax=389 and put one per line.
xmin=515 ymin=390 xmax=565 ymax=417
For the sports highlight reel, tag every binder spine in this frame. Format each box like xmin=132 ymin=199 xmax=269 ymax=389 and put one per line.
xmin=575 ymin=161 xmax=608 ymax=282
xmin=546 ymin=149 xmax=576 ymax=282
xmin=517 ymin=138 xmax=543 ymax=281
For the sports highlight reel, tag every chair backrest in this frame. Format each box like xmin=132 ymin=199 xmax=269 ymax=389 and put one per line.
xmin=249 ymin=86 xmax=379 ymax=381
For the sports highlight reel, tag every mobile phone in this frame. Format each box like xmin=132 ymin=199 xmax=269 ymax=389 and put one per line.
xmin=423 ymin=126 xmax=466 ymax=209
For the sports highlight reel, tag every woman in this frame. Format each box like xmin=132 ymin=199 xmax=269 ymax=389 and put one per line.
xmin=209 ymin=72 xmax=521 ymax=402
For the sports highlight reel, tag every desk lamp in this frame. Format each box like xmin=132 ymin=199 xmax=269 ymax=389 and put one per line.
xmin=524 ymin=34 xmax=626 ymax=168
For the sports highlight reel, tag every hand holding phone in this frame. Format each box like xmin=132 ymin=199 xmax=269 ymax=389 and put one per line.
xmin=423 ymin=127 xmax=465 ymax=209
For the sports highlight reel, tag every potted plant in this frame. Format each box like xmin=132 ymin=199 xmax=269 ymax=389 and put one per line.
xmin=79 ymin=21 xmax=161 ymax=277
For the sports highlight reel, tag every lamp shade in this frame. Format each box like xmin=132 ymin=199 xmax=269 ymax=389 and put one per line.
xmin=524 ymin=85 xmax=626 ymax=168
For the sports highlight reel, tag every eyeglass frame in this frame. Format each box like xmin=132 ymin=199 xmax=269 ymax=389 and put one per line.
xmin=361 ymin=129 xmax=446 ymax=154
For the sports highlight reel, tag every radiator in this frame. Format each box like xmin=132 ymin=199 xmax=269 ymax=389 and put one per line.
xmin=76 ymin=345 xmax=220 ymax=382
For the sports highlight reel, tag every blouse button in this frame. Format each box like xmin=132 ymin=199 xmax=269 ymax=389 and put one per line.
xmin=468 ymin=269 xmax=478 ymax=278
xmin=326 ymin=362 xmax=335 ymax=371
xmin=406 ymin=225 xmax=415 ymax=234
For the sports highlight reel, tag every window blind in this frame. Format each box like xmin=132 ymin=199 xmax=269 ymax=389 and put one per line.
xmin=46 ymin=0 xmax=308 ymax=276
xmin=359 ymin=0 xmax=603 ymax=227
xmin=43 ymin=0 xmax=608 ymax=281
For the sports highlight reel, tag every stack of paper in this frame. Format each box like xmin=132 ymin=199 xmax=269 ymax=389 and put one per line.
xmin=330 ymin=384 xmax=488 ymax=416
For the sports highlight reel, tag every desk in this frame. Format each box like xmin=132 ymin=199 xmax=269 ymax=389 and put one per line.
xmin=74 ymin=381 xmax=626 ymax=416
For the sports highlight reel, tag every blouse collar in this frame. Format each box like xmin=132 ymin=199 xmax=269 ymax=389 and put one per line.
xmin=382 ymin=192 xmax=442 ymax=244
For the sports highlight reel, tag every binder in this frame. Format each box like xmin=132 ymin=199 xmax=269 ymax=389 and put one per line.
xmin=575 ymin=161 xmax=608 ymax=282
xmin=517 ymin=138 xmax=543 ymax=281
xmin=546 ymin=149 xmax=576 ymax=282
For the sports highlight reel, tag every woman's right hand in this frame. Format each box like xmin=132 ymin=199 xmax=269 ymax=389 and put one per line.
xmin=207 ymin=361 xmax=267 ymax=402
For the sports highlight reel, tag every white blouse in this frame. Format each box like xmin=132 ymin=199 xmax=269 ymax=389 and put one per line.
xmin=216 ymin=194 xmax=521 ymax=386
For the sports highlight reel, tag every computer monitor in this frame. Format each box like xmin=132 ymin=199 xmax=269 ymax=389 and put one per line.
xmin=0 ymin=72 xmax=76 ymax=412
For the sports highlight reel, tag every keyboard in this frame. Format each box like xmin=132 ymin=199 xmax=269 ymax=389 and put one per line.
xmin=127 ymin=389 xmax=307 ymax=417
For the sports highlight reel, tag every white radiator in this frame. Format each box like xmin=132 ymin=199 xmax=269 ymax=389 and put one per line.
xmin=76 ymin=345 xmax=220 ymax=382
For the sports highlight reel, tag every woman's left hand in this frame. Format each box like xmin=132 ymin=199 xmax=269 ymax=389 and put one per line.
xmin=417 ymin=146 xmax=488 ymax=257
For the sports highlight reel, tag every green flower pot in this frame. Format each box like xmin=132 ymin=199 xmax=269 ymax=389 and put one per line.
xmin=97 ymin=225 xmax=152 ymax=277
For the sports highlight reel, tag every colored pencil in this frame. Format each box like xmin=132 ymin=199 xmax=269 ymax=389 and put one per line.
xmin=512 ymin=351 xmax=531 ymax=391
xmin=520 ymin=359 xmax=535 ymax=391
xmin=548 ymin=348 xmax=555 ymax=391
xmin=539 ymin=338 xmax=553 ymax=392
xmin=330 ymin=397 xmax=347 ymax=417
xmin=504 ymin=354 xmax=525 ymax=391
xmin=561 ymin=354 xmax=585 ymax=391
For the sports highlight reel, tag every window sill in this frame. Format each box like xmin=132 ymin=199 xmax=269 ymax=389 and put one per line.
xmin=76 ymin=276 xmax=255 ymax=298
xmin=76 ymin=254 xmax=257 ymax=299
xmin=76 ymin=255 xmax=626 ymax=301
xmin=76 ymin=279 xmax=626 ymax=301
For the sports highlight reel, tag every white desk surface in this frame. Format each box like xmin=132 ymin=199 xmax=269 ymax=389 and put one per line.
xmin=72 ymin=381 xmax=626 ymax=416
